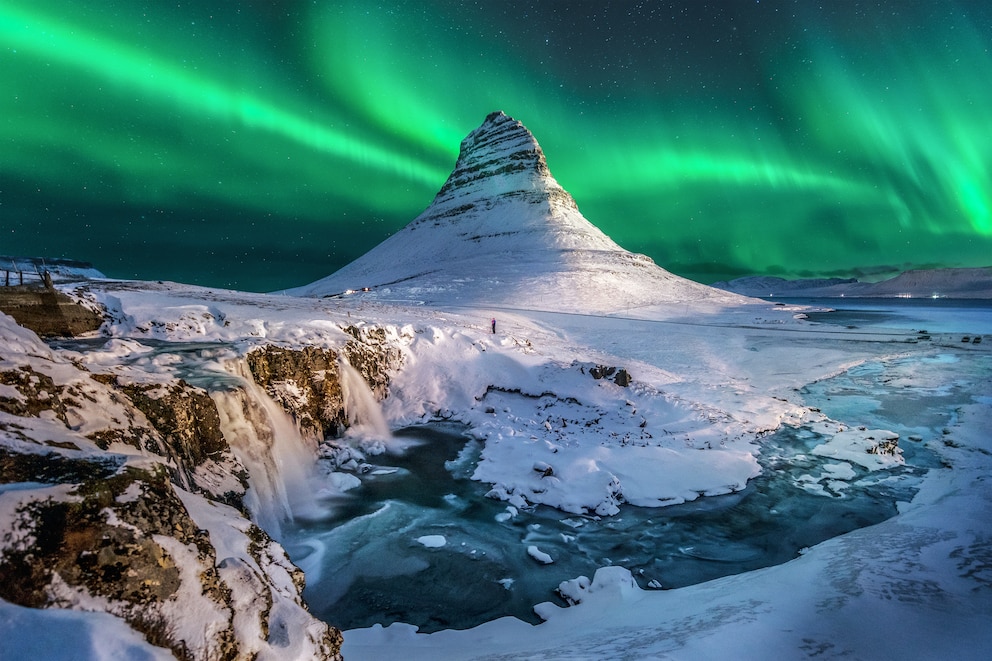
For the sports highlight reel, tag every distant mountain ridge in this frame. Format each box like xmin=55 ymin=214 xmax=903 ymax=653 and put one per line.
xmin=290 ymin=111 xmax=749 ymax=313
xmin=713 ymin=267 xmax=992 ymax=299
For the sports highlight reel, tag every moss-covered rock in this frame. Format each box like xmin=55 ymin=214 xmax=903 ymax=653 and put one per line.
xmin=0 ymin=466 xmax=237 ymax=660
xmin=246 ymin=345 xmax=348 ymax=441
xmin=0 ymin=366 xmax=70 ymax=423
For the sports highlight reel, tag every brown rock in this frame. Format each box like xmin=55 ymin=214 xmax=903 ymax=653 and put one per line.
xmin=0 ymin=285 xmax=103 ymax=337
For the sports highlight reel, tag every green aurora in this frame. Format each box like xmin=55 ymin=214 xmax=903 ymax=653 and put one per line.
xmin=2 ymin=1 xmax=991 ymax=291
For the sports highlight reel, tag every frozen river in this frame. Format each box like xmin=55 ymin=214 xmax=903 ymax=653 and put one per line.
xmin=283 ymin=300 xmax=989 ymax=632
xmin=284 ymin=413 xmax=935 ymax=632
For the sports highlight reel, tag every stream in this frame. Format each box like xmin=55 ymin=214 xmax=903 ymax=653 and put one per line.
xmin=282 ymin=349 xmax=976 ymax=633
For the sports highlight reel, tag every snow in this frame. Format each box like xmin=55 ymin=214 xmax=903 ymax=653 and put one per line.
xmin=325 ymin=472 xmax=361 ymax=493
xmin=4 ymin=266 xmax=989 ymax=659
xmin=283 ymin=111 xmax=753 ymax=315
xmin=346 ymin=403 xmax=992 ymax=661
xmin=0 ymin=382 xmax=25 ymax=403
xmin=172 ymin=488 xmax=331 ymax=661
xmin=527 ymin=545 xmax=554 ymax=564
xmin=811 ymin=428 xmax=904 ymax=469
xmin=3 ymin=274 xmax=990 ymax=660
xmin=31 ymin=277 xmax=981 ymax=659
xmin=416 ymin=535 xmax=447 ymax=548
xmin=0 ymin=600 xmax=173 ymax=661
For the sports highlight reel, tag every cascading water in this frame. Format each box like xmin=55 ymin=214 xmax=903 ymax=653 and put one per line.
xmin=208 ymin=355 xmax=396 ymax=539
xmin=210 ymin=359 xmax=322 ymax=539
xmin=338 ymin=357 xmax=393 ymax=451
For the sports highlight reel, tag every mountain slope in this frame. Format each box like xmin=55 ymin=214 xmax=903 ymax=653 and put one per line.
xmin=289 ymin=111 xmax=750 ymax=313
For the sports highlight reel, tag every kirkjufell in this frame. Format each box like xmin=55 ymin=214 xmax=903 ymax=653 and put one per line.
xmin=289 ymin=111 xmax=748 ymax=313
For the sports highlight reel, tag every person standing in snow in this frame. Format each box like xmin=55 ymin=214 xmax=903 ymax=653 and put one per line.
xmin=491 ymin=318 xmax=496 ymax=334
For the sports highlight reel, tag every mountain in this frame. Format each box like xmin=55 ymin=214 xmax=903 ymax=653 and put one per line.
xmin=714 ymin=267 xmax=992 ymax=299
xmin=288 ymin=111 xmax=749 ymax=314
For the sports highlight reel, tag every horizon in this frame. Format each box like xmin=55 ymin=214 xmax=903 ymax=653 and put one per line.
xmin=4 ymin=1 xmax=992 ymax=292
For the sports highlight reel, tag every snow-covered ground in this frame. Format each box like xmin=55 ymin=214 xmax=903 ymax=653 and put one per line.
xmin=3 ymin=276 xmax=988 ymax=660
xmin=337 ymin=298 xmax=992 ymax=660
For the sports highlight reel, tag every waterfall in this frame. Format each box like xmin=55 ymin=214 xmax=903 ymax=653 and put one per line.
xmin=338 ymin=358 xmax=393 ymax=451
xmin=210 ymin=360 xmax=321 ymax=539
xmin=203 ymin=354 xmax=395 ymax=539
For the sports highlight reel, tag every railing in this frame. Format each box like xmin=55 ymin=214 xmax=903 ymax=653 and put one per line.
xmin=3 ymin=265 xmax=53 ymax=288
xmin=3 ymin=257 xmax=91 ymax=287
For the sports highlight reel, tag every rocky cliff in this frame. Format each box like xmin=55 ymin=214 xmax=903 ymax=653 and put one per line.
xmin=246 ymin=325 xmax=402 ymax=443
xmin=0 ymin=311 xmax=401 ymax=659
xmin=0 ymin=284 xmax=104 ymax=337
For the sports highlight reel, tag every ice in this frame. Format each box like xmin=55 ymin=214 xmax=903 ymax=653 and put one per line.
xmin=417 ymin=535 xmax=447 ymax=548
xmin=284 ymin=410 xmax=924 ymax=633
xmin=811 ymin=428 xmax=903 ymax=469
xmin=527 ymin=545 xmax=554 ymax=564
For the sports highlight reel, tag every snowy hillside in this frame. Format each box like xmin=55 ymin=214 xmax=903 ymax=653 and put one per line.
xmin=287 ymin=112 xmax=750 ymax=314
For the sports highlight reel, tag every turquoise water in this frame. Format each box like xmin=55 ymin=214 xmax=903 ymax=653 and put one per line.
xmin=284 ymin=382 xmax=951 ymax=633
xmin=284 ymin=330 xmax=992 ymax=632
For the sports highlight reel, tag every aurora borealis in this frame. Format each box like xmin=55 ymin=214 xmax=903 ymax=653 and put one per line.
xmin=3 ymin=1 xmax=991 ymax=292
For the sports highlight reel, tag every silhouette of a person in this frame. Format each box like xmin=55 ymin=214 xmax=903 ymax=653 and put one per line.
xmin=491 ymin=318 xmax=496 ymax=334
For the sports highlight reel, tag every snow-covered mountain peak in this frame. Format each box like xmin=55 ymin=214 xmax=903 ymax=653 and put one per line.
xmin=433 ymin=109 xmax=554 ymax=198
xmin=290 ymin=112 xmax=751 ymax=314
xmin=407 ymin=109 xmax=617 ymax=253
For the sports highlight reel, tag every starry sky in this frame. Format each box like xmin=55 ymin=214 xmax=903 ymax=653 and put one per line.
xmin=3 ymin=1 xmax=991 ymax=292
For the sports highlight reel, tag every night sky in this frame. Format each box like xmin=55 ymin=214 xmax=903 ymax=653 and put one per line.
xmin=3 ymin=1 xmax=991 ymax=292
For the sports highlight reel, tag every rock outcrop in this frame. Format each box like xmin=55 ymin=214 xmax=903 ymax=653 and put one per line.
xmin=340 ymin=325 xmax=404 ymax=400
xmin=246 ymin=325 xmax=403 ymax=442
xmin=116 ymin=379 xmax=249 ymax=508
xmin=588 ymin=365 xmax=633 ymax=387
xmin=0 ymin=463 xmax=236 ymax=659
xmin=0 ymin=313 xmax=374 ymax=659
xmin=247 ymin=345 xmax=348 ymax=443
xmin=0 ymin=457 xmax=342 ymax=660
xmin=410 ymin=110 xmax=617 ymax=251
xmin=0 ymin=284 xmax=103 ymax=337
